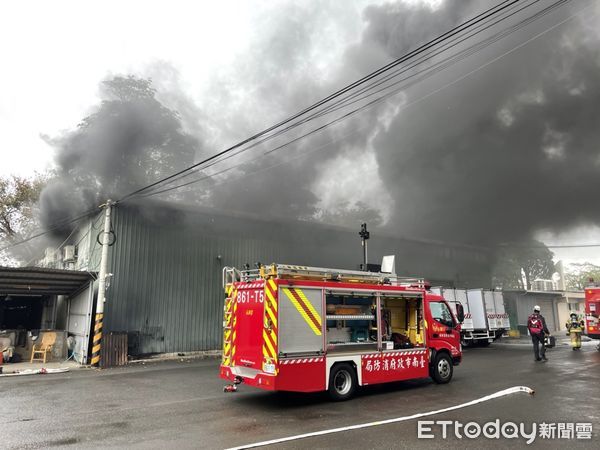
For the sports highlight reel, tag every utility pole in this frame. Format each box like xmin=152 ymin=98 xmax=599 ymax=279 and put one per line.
xmin=359 ymin=222 xmax=370 ymax=271
xmin=91 ymin=200 xmax=112 ymax=367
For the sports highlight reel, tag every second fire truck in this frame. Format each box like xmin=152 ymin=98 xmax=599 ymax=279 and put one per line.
xmin=220 ymin=262 xmax=464 ymax=400
xmin=584 ymin=284 xmax=600 ymax=349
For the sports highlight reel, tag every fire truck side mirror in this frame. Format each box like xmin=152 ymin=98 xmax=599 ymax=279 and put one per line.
xmin=456 ymin=303 xmax=465 ymax=324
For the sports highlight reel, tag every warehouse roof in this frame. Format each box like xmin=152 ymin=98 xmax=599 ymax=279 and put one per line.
xmin=0 ymin=266 xmax=95 ymax=295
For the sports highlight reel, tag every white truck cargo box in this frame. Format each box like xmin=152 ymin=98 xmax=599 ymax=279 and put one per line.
xmin=483 ymin=290 xmax=498 ymax=330
xmin=493 ymin=291 xmax=510 ymax=329
xmin=431 ymin=287 xmax=456 ymax=304
xmin=467 ymin=289 xmax=487 ymax=330
xmin=431 ymin=287 xmax=473 ymax=329
xmin=454 ymin=288 xmax=473 ymax=331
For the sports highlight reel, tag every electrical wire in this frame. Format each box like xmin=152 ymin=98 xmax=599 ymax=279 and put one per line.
xmin=117 ymin=0 xmax=522 ymax=203
xmin=0 ymin=207 xmax=100 ymax=253
xmin=140 ymin=0 xmax=579 ymax=200
xmin=139 ymin=0 xmax=572 ymax=199
xmin=135 ymin=0 xmax=528 ymax=198
xmin=135 ymin=0 xmax=535 ymax=199
xmin=0 ymin=0 xmax=587 ymax=253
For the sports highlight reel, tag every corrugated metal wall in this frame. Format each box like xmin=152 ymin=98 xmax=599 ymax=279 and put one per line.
xmin=504 ymin=291 xmax=560 ymax=333
xmin=101 ymin=202 xmax=493 ymax=355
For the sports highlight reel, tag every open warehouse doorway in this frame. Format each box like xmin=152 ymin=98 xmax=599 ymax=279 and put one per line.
xmin=0 ymin=267 xmax=95 ymax=365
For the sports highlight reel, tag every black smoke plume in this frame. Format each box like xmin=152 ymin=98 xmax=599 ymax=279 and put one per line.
xmin=39 ymin=0 xmax=600 ymax=250
xmin=39 ymin=76 xmax=201 ymax=231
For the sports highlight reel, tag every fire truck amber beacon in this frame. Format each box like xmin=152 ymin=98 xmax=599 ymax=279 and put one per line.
xmin=220 ymin=255 xmax=465 ymax=401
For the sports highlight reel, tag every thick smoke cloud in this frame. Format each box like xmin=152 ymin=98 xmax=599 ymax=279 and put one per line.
xmin=39 ymin=76 xmax=202 ymax=230
xmin=40 ymin=0 xmax=600 ymax=249
xmin=199 ymin=0 xmax=600 ymax=245
xmin=356 ymin=0 xmax=600 ymax=244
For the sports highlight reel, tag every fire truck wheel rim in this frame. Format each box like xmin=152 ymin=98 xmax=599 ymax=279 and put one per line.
xmin=438 ymin=359 xmax=450 ymax=379
xmin=334 ymin=370 xmax=352 ymax=395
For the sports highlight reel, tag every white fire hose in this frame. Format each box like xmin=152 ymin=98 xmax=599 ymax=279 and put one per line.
xmin=227 ymin=386 xmax=535 ymax=449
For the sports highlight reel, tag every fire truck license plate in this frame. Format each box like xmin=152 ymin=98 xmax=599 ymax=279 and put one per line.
xmin=264 ymin=363 xmax=276 ymax=374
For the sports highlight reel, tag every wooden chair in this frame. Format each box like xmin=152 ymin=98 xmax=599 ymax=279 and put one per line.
xmin=30 ymin=332 xmax=56 ymax=363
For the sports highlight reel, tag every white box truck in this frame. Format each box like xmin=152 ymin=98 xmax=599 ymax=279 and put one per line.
xmin=433 ymin=287 xmax=510 ymax=346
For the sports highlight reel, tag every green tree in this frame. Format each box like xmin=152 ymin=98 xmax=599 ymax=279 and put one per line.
xmin=0 ymin=174 xmax=47 ymax=265
xmin=565 ymin=262 xmax=600 ymax=290
xmin=492 ymin=241 xmax=555 ymax=290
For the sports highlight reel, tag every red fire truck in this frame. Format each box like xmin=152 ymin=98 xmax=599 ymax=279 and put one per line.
xmin=584 ymin=285 xmax=600 ymax=344
xmin=220 ymin=263 xmax=464 ymax=400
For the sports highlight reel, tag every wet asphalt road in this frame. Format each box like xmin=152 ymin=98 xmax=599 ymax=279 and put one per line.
xmin=1 ymin=343 xmax=599 ymax=449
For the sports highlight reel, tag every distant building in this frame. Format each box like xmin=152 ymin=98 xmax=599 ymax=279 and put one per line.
xmin=504 ymin=282 xmax=586 ymax=334
xmin=531 ymin=278 xmax=558 ymax=292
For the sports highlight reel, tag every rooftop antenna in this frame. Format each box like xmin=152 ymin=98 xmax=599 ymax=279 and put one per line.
xmin=359 ymin=223 xmax=370 ymax=271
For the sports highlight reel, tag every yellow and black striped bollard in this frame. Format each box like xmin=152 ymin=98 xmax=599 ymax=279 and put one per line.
xmin=91 ymin=313 xmax=103 ymax=366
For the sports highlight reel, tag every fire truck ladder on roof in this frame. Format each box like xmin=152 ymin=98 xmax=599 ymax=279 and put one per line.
xmin=223 ymin=265 xmax=426 ymax=289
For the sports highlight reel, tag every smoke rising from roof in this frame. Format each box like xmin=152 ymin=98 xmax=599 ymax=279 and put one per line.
xmin=39 ymin=76 xmax=202 ymax=230
xmin=363 ymin=0 xmax=600 ymax=244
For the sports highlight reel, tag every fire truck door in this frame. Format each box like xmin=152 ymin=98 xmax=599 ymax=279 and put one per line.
xmin=232 ymin=286 xmax=265 ymax=371
xmin=428 ymin=301 xmax=461 ymax=356
xmin=279 ymin=287 xmax=323 ymax=354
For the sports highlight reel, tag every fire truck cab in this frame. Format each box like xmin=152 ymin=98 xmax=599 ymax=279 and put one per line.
xmin=220 ymin=263 xmax=464 ymax=401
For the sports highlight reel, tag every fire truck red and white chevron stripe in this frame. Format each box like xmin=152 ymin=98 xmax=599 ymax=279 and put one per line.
xmin=241 ymin=282 xmax=264 ymax=289
xmin=464 ymin=313 xmax=472 ymax=319
xmin=487 ymin=313 xmax=509 ymax=318
xmin=280 ymin=357 xmax=325 ymax=365
xmin=362 ymin=350 xmax=426 ymax=359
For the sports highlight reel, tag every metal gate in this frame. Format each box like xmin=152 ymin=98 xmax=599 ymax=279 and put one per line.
xmin=100 ymin=332 xmax=128 ymax=368
xmin=66 ymin=282 xmax=94 ymax=364
xmin=516 ymin=296 xmax=557 ymax=332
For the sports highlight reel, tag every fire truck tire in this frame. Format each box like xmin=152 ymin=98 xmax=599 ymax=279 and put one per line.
xmin=431 ymin=353 xmax=453 ymax=384
xmin=328 ymin=363 xmax=357 ymax=401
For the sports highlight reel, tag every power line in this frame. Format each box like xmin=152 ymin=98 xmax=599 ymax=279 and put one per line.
xmin=117 ymin=0 xmax=522 ymax=203
xmin=141 ymin=0 xmax=577 ymax=199
xmin=0 ymin=0 xmax=584 ymax=253
xmin=0 ymin=207 xmax=99 ymax=253
xmin=134 ymin=0 xmax=533 ymax=199
xmin=140 ymin=0 xmax=573 ymax=199
xmin=135 ymin=0 xmax=527 ymax=199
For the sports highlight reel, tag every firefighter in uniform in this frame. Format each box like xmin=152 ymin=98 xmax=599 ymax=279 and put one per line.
xmin=527 ymin=305 xmax=550 ymax=362
xmin=565 ymin=312 xmax=584 ymax=350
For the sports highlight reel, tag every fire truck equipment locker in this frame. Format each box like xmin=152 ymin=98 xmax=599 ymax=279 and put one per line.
xmin=279 ymin=286 xmax=323 ymax=355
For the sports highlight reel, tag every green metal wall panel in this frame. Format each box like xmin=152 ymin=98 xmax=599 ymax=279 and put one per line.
xmin=96 ymin=202 xmax=492 ymax=355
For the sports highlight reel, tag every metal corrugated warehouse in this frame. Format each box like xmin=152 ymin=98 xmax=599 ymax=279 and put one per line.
xmin=65 ymin=200 xmax=493 ymax=356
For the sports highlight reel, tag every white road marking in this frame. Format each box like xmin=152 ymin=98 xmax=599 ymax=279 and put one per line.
xmin=226 ymin=386 xmax=534 ymax=449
